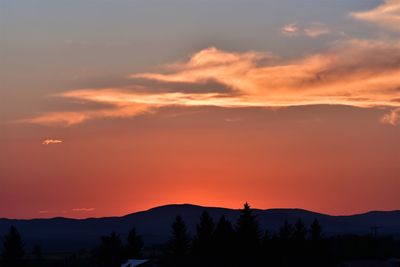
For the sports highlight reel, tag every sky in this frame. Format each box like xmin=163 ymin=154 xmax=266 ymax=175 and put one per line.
xmin=1 ymin=0 xmax=400 ymax=219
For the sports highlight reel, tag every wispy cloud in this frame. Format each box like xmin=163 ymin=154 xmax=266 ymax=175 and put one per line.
xmin=351 ymin=0 xmax=400 ymax=31
xmin=381 ymin=108 xmax=400 ymax=125
xmin=282 ymin=22 xmax=331 ymax=37
xmin=304 ymin=24 xmax=331 ymax=37
xmin=281 ymin=23 xmax=299 ymax=36
xmin=38 ymin=210 xmax=50 ymax=214
xmin=22 ymin=39 xmax=400 ymax=126
xmin=42 ymin=139 xmax=63 ymax=145
xmin=225 ymin=118 xmax=243 ymax=123
xmin=135 ymin=42 xmax=400 ymax=105
xmin=72 ymin=208 xmax=95 ymax=212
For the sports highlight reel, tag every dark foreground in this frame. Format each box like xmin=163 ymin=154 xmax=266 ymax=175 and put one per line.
xmin=1 ymin=203 xmax=400 ymax=267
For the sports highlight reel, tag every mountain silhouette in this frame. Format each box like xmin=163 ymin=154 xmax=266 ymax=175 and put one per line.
xmin=1 ymin=204 xmax=399 ymax=252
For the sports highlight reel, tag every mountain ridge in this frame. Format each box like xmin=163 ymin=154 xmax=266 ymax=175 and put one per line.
xmin=1 ymin=204 xmax=400 ymax=252
xmin=3 ymin=204 xmax=399 ymax=221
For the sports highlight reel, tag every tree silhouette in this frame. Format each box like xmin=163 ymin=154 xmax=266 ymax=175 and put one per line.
xmin=192 ymin=211 xmax=215 ymax=266
xmin=278 ymin=220 xmax=294 ymax=267
xmin=214 ymin=216 xmax=235 ymax=267
xmin=235 ymin=202 xmax=261 ymax=266
xmin=125 ymin=227 xmax=143 ymax=259
xmin=260 ymin=230 xmax=274 ymax=266
xmin=193 ymin=211 xmax=214 ymax=252
xmin=214 ymin=215 xmax=234 ymax=249
xmin=293 ymin=219 xmax=307 ymax=265
xmin=309 ymin=219 xmax=326 ymax=267
xmin=167 ymin=215 xmax=191 ymax=266
xmin=310 ymin=219 xmax=322 ymax=242
xmin=293 ymin=219 xmax=307 ymax=242
xmin=1 ymin=226 xmax=25 ymax=267
xmin=279 ymin=220 xmax=293 ymax=241
xmin=96 ymin=232 xmax=123 ymax=267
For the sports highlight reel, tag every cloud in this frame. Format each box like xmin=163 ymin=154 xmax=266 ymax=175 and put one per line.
xmin=38 ymin=210 xmax=50 ymax=214
xmin=134 ymin=42 xmax=400 ymax=105
xmin=28 ymin=106 xmax=150 ymax=127
xmin=381 ymin=108 xmax=400 ymax=125
xmin=72 ymin=208 xmax=95 ymax=212
xmin=281 ymin=23 xmax=299 ymax=36
xmin=351 ymin=0 xmax=400 ymax=31
xmin=282 ymin=23 xmax=331 ymax=37
xmin=42 ymin=139 xmax=63 ymax=145
xmin=225 ymin=118 xmax=243 ymax=123
xmin=304 ymin=24 xmax=331 ymax=37
xmin=22 ymin=39 xmax=400 ymax=126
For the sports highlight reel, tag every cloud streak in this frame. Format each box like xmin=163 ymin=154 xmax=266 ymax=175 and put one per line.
xmin=282 ymin=23 xmax=331 ymax=37
xmin=22 ymin=39 xmax=400 ymax=126
xmin=42 ymin=139 xmax=63 ymax=145
xmin=304 ymin=24 xmax=331 ymax=37
xmin=351 ymin=0 xmax=400 ymax=31
xmin=134 ymin=42 xmax=400 ymax=105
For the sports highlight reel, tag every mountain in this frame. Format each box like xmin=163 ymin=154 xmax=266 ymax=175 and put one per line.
xmin=1 ymin=204 xmax=400 ymax=252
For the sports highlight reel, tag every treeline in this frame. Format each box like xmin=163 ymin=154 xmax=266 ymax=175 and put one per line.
xmin=1 ymin=203 xmax=399 ymax=267
xmin=161 ymin=203 xmax=328 ymax=267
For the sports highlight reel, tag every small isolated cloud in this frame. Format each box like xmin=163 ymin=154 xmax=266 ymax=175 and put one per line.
xmin=281 ymin=23 xmax=299 ymax=36
xmin=381 ymin=108 xmax=400 ymax=125
xmin=225 ymin=118 xmax=242 ymax=123
xmin=304 ymin=24 xmax=331 ymax=37
xmin=351 ymin=0 xmax=400 ymax=31
xmin=38 ymin=210 xmax=50 ymax=214
xmin=72 ymin=208 xmax=95 ymax=212
xmin=282 ymin=22 xmax=331 ymax=38
xmin=42 ymin=139 xmax=63 ymax=145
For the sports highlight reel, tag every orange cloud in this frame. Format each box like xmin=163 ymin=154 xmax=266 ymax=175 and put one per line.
xmin=135 ymin=42 xmax=400 ymax=106
xmin=281 ymin=23 xmax=299 ymax=36
xmin=42 ymin=139 xmax=63 ymax=145
xmin=351 ymin=0 xmax=400 ymax=31
xmin=381 ymin=108 xmax=400 ymax=125
xmin=22 ymin=39 xmax=400 ymax=126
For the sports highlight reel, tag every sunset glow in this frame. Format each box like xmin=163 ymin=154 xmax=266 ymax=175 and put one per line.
xmin=1 ymin=0 xmax=400 ymax=219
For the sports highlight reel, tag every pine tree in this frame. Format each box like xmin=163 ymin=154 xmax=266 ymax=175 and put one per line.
xmin=293 ymin=218 xmax=307 ymax=242
xmin=192 ymin=211 xmax=215 ymax=260
xmin=309 ymin=219 xmax=326 ymax=267
xmin=192 ymin=211 xmax=215 ymax=266
xmin=96 ymin=232 xmax=123 ymax=267
xmin=214 ymin=216 xmax=235 ymax=267
xmin=260 ymin=230 xmax=273 ymax=266
xmin=126 ymin=227 xmax=143 ymax=259
xmin=1 ymin=226 xmax=25 ymax=267
xmin=293 ymin=219 xmax=307 ymax=265
xmin=278 ymin=220 xmax=293 ymax=241
xmin=214 ymin=215 xmax=234 ymax=248
xmin=168 ymin=215 xmax=191 ymax=266
xmin=310 ymin=219 xmax=322 ymax=242
xmin=278 ymin=220 xmax=293 ymax=267
xmin=235 ymin=203 xmax=261 ymax=266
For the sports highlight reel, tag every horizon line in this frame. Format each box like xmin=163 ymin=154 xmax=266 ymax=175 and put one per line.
xmin=1 ymin=203 xmax=399 ymax=221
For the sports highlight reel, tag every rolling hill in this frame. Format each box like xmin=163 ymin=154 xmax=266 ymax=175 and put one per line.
xmin=1 ymin=204 xmax=400 ymax=252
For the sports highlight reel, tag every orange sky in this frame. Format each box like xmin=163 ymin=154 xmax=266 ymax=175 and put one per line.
xmin=1 ymin=0 xmax=400 ymax=219
xmin=2 ymin=105 xmax=399 ymax=218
